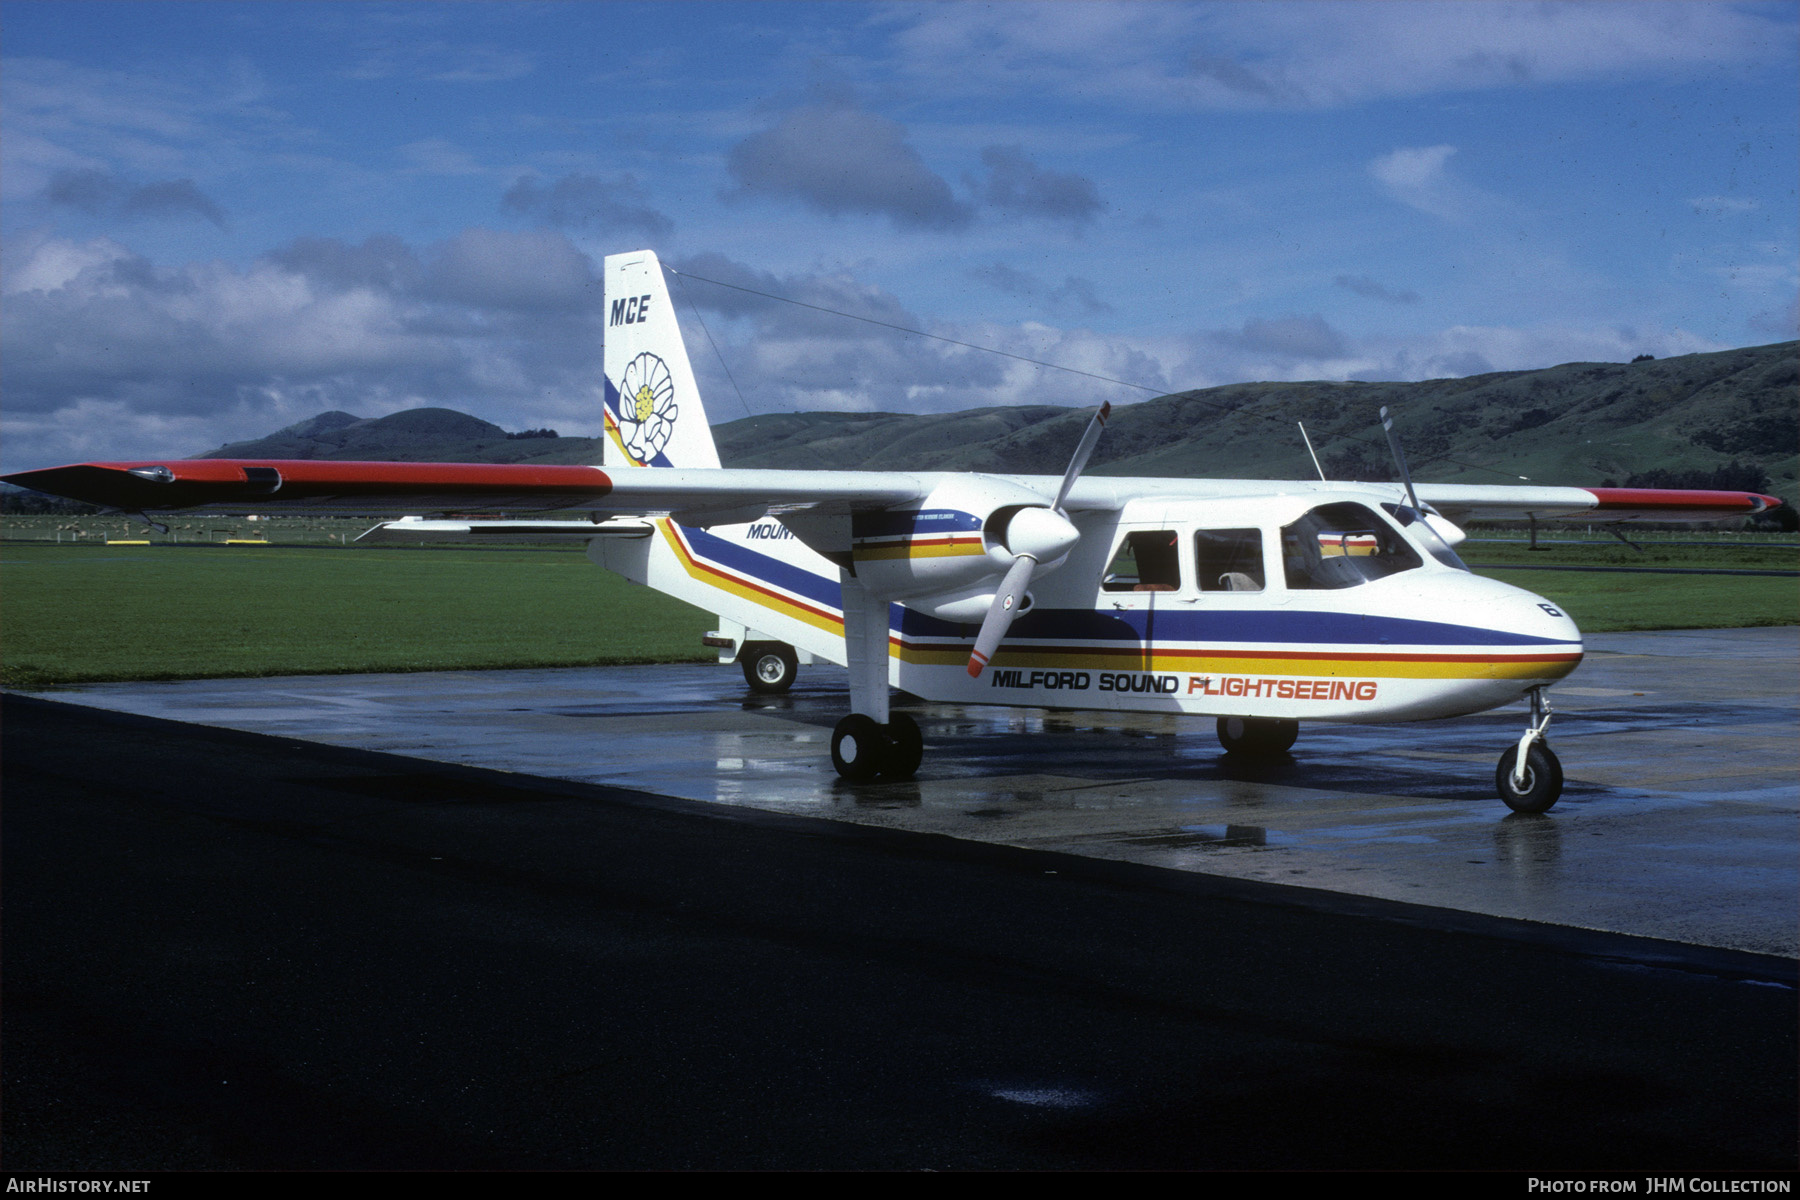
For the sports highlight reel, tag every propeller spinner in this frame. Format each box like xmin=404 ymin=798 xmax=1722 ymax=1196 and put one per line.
xmin=966 ymin=401 xmax=1110 ymax=678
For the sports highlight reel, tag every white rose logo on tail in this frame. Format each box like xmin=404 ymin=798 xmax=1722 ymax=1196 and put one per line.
xmin=615 ymin=352 xmax=678 ymax=465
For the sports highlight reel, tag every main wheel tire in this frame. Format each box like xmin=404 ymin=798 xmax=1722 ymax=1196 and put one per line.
xmin=831 ymin=713 xmax=887 ymax=781
xmin=1496 ymin=741 xmax=1562 ymax=813
xmin=882 ymin=713 xmax=923 ymax=779
xmin=741 ymin=643 xmax=798 ymax=694
xmin=1216 ymin=716 xmax=1299 ymax=757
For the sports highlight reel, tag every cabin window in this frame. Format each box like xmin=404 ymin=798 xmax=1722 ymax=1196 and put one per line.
xmin=1102 ymin=530 xmax=1182 ymax=592
xmin=1195 ymin=528 xmax=1265 ymax=592
xmin=1280 ymin=503 xmax=1422 ymax=590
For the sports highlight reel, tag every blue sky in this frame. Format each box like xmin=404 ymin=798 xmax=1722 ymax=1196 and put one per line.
xmin=3 ymin=0 xmax=1795 ymax=472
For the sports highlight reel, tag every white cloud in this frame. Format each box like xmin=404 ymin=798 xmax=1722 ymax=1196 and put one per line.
xmin=2 ymin=229 xmax=134 ymax=295
xmin=1369 ymin=145 xmax=1489 ymax=222
xmin=1370 ymin=145 xmax=1456 ymax=192
xmin=725 ymin=102 xmax=973 ymax=232
xmin=880 ymin=1 xmax=1792 ymax=111
xmin=0 ymin=229 xmax=614 ymax=471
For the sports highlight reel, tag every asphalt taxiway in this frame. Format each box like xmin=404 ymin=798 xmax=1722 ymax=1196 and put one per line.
xmin=32 ymin=627 xmax=1800 ymax=957
xmin=4 ymin=627 xmax=1795 ymax=1170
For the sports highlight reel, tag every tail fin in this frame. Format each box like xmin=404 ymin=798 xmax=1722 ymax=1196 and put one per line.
xmin=601 ymin=250 xmax=720 ymax=469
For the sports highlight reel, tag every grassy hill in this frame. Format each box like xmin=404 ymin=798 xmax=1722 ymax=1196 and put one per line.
xmin=199 ymin=407 xmax=603 ymax=466
xmin=188 ymin=342 xmax=1796 ymax=497
xmin=715 ymin=342 xmax=1797 ymax=497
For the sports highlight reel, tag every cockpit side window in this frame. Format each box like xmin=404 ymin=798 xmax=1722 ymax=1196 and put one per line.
xmin=1102 ymin=530 xmax=1182 ymax=592
xmin=1196 ymin=528 xmax=1265 ymax=592
xmin=1281 ymin=503 xmax=1423 ymax=590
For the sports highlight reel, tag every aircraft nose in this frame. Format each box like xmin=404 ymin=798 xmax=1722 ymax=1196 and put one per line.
xmin=1507 ymin=586 xmax=1584 ymax=682
xmin=1521 ymin=588 xmax=1582 ymax=645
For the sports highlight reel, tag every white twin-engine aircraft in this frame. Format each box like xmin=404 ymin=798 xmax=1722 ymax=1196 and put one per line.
xmin=6 ymin=250 xmax=1782 ymax=812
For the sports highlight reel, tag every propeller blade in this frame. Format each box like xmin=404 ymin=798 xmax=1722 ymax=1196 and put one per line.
xmin=967 ymin=554 xmax=1037 ymax=678
xmin=971 ymin=400 xmax=1109 ymax=679
xmin=1051 ymin=401 xmax=1111 ymax=513
xmin=1379 ymin=405 xmax=1420 ymax=511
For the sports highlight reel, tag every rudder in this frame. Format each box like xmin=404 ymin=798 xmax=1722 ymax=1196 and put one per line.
xmin=601 ymin=250 xmax=720 ymax=470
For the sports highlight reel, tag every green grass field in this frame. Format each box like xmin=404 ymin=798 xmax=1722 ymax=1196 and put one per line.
xmin=1462 ymin=534 xmax=1798 ymax=631
xmin=1 ymin=543 xmax=713 ymax=689
xmin=2 ymin=534 xmax=1793 ymax=688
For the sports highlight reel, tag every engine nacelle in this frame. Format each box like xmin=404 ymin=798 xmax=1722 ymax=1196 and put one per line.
xmin=850 ymin=475 xmax=1078 ymax=604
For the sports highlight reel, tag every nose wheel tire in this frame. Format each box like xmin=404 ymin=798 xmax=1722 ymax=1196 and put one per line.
xmin=1496 ymin=742 xmax=1562 ymax=813
xmin=1216 ymin=716 xmax=1299 ymax=757
xmin=741 ymin=643 xmax=798 ymax=694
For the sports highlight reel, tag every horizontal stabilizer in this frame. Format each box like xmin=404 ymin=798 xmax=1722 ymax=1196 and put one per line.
xmin=358 ymin=517 xmax=653 ymax=544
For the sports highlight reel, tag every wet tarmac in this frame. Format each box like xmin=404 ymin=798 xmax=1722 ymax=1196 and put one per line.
xmin=6 ymin=691 xmax=1796 ymax=1171
xmin=34 ymin=626 xmax=1799 ymax=959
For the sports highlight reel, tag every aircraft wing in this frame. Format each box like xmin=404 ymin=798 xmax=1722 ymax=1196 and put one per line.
xmin=1413 ymin=484 xmax=1783 ymax=524
xmin=0 ymin=460 xmax=935 ymax=519
xmin=2 ymin=460 xmax=1779 ymax=528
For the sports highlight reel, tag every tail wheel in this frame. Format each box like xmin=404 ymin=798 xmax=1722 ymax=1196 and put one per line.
xmin=831 ymin=713 xmax=887 ymax=781
xmin=1496 ymin=742 xmax=1562 ymax=813
xmin=1216 ymin=716 xmax=1299 ymax=757
xmin=741 ymin=643 xmax=798 ymax=694
xmin=883 ymin=713 xmax=923 ymax=779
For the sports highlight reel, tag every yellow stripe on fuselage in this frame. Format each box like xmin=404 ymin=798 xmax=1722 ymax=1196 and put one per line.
xmin=853 ymin=538 xmax=986 ymax=561
xmin=894 ymin=641 xmax=1581 ymax=680
xmin=660 ymin=521 xmax=847 ymax=637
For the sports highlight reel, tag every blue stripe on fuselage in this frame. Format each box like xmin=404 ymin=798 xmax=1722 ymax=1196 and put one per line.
xmin=678 ymin=523 xmax=845 ymax=610
xmin=898 ymin=604 xmax=1566 ymax=646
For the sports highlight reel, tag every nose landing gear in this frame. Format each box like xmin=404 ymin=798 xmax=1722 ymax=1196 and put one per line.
xmin=741 ymin=642 xmax=798 ymax=694
xmin=1496 ymin=688 xmax=1561 ymax=813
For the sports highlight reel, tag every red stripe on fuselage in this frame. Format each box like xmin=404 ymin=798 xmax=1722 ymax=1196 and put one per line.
xmin=892 ymin=638 xmax=1581 ymax=667
xmin=664 ymin=523 xmax=846 ymax=629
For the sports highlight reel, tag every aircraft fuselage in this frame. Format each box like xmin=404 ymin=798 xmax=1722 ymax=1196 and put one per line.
xmin=599 ymin=484 xmax=1583 ymax=727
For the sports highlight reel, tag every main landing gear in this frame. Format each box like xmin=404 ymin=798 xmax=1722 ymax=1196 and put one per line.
xmin=1495 ymin=687 xmax=1562 ymax=813
xmin=1215 ymin=716 xmax=1299 ymax=757
xmin=831 ymin=712 xmax=923 ymax=781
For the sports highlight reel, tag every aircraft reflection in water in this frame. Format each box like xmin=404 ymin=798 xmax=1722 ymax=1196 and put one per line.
xmin=5 ymin=250 xmax=1780 ymax=812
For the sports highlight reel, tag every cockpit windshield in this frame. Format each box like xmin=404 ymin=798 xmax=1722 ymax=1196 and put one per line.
xmin=1280 ymin=502 xmax=1423 ymax=590
xmin=1381 ymin=503 xmax=1470 ymax=571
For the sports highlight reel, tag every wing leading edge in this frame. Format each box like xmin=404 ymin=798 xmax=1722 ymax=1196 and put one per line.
xmin=2 ymin=460 xmax=1779 ymax=526
xmin=1414 ymin=484 xmax=1784 ymax=524
xmin=0 ymin=459 xmax=935 ymax=518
